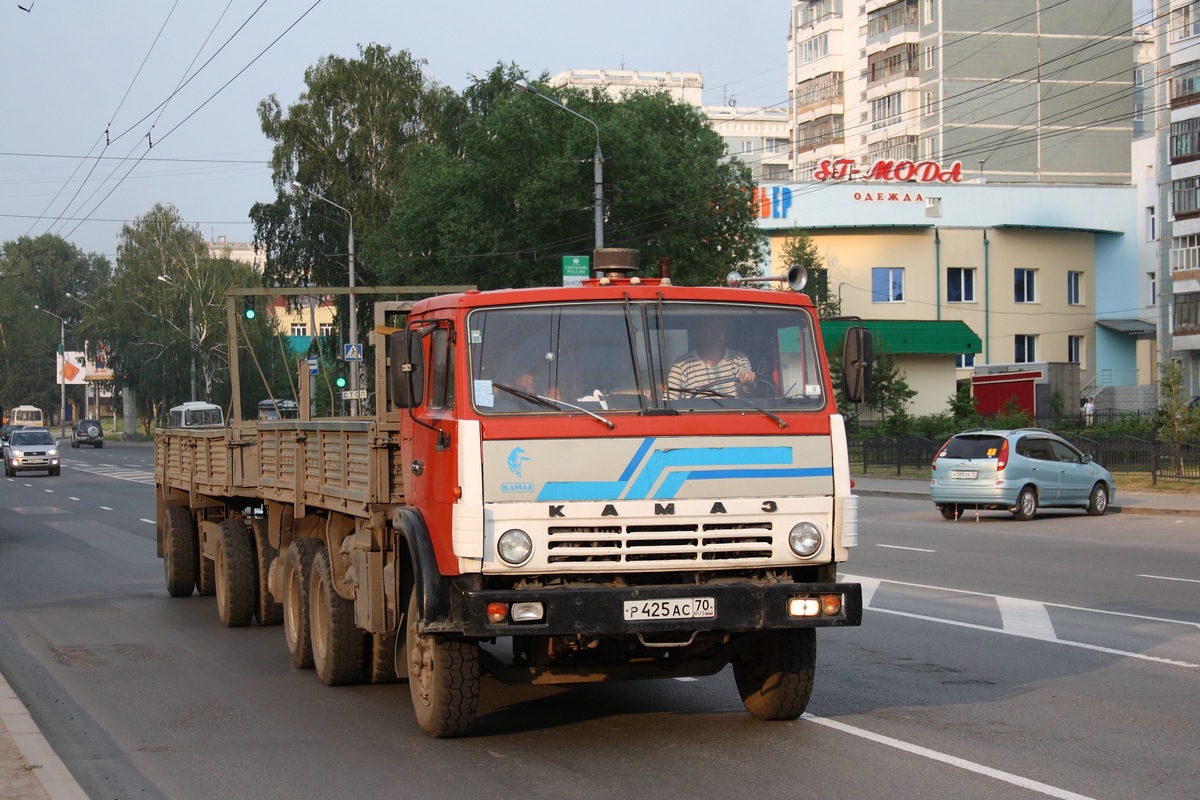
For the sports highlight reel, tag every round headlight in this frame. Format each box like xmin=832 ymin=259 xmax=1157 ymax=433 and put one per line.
xmin=497 ymin=529 xmax=533 ymax=566
xmin=788 ymin=522 xmax=823 ymax=558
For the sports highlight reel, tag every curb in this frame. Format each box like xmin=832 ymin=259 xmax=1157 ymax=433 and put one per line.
xmin=0 ymin=670 xmax=88 ymax=800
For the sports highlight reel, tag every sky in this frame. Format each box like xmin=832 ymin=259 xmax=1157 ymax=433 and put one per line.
xmin=0 ymin=1 xmax=790 ymax=264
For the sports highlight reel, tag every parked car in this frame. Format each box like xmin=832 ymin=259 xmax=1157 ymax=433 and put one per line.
xmin=930 ymin=428 xmax=1115 ymax=521
xmin=71 ymin=418 xmax=104 ymax=448
xmin=3 ymin=427 xmax=61 ymax=477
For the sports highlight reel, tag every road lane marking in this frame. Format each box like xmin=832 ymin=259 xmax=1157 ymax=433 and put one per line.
xmin=995 ymin=595 xmax=1057 ymax=640
xmin=1139 ymin=574 xmax=1200 ymax=585
xmin=139 ymin=518 xmax=156 ymax=525
xmin=803 ymin=713 xmax=1098 ymax=800
xmin=876 ymin=544 xmax=935 ymax=552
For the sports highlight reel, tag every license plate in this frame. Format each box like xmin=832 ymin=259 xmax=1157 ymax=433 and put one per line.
xmin=950 ymin=470 xmax=978 ymax=480
xmin=624 ymin=597 xmax=715 ymax=621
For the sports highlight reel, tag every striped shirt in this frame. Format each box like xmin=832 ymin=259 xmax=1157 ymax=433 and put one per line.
xmin=667 ymin=349 xmax=751 ymax=397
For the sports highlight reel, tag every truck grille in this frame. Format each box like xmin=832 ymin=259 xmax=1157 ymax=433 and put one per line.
xmin=546 ymin=521 xmax=775 ymax=564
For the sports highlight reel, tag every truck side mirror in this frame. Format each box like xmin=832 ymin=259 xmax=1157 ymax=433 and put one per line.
xmin=841 ymin=326 xmax=872 ymax=405
xmin=388 ymin=330 xmax=426 ymax=408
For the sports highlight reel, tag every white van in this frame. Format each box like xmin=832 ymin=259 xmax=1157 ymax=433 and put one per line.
xmin=11 ymin=405 xmax=44 ymax=427
xmin=167 ymin=402 xmax=224 ymax=428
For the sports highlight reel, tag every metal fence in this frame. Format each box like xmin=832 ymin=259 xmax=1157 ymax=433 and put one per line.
xmin=850 ymin=434 xmax=1200 ymax=484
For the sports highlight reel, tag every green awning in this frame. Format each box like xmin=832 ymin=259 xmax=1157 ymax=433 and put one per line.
xmin=820 ymin=319 xmax=982 ymax=355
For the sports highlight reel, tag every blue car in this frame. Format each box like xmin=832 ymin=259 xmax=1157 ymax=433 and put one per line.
xmin=930 ymin=428 xmax=1115 ymax=521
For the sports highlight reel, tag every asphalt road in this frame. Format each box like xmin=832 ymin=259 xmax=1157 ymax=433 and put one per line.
xmin=2 ymin=443 xmax=1198 ymax=799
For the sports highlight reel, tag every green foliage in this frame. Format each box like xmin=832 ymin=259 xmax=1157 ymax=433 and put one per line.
xmin=866 ymin=349 xmax=916 ymax=422
xmin=0 ymin=234 xmax=111 ymax=418
xmin=948 ymin=383 xmax=980 ymax=429
xmin=1156 ymin=360 xmax=1200 ymax=444
xmin=251 ymin=44 xmax=451 ymax=291
xmin=365 ymin=68 xmax=762 ymax=290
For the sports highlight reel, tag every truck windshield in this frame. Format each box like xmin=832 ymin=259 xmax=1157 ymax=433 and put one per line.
xmin=467 ymin=301 xmax=826 ymax=415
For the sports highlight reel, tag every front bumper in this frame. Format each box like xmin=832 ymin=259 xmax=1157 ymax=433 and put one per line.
xmin=441 ymin=580 xmax=862 ymax=637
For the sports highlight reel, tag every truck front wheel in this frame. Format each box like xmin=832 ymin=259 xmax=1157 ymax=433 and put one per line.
xmin=310 ymin=547 xmax=365 ymax=686
xmin=733 ymin=628 xmax=816 ymax=721
xmin=282 ymin=539 xmax=320 ymax=669
xmin=163 ymin=505 xmax=196 ymax=598
xmin=405 ymin=589 xmax=479 ymax=738
xmin=215 ymin=520 xmax=255 ymax=628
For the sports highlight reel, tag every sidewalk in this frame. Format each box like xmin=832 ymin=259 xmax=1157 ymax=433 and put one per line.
xmin=3 ymin=476 xmax=1196 ymax=800
xmin=854 ymin=474 xmax=1200 ymax=516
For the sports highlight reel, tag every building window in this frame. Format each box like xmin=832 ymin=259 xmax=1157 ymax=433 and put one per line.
xmin=924 ymin=0 xmax=934 ymax=25
xmin=947 ymin=267 xmax=975 ymax=303
xmin=956 ymin=352 xmax=975 ymax=369
xmin=1170 ymin=61 xmax=1200 ymax=105
xmin=1148 ymin=206 xmax=1156 ymax=241
xmin=923 ymin=91 xmax=935 ymax=116
xmin=1172 ymin=1 xmax=1200 ymax=41
xmin=1014 ymin=269 xmax=1037 ymax=303
xmin=871 ymin=92 xmax=903 ymax=129
xmin=1067 ymin=335 xmax=1083 ymax=365
xmin=1067 ymin=271 xmax=1083 ymax=305
xmin=1015 ymin=335 xmax=1037 ymax=363
xmin=1173 ymin=176 xmax=1200 ymax=217
xmin=1149 ymin=272 xmax=1157 ymax=306
xmin=318 ymin=322 xmax=334 ymax=337
xmin=798 ymin=33 xmax=830 ymax=64
xmin=1175 ymin=292 xmax=1200 ymax=335
xmin=1171 ymin=117 xmax=1200 ymax=161
xmin=290 ymin=323 xmax=308 ymax=337
xmin=924 ymin=44 xmax=935 ymax=70
xmin=871 ymin=267 xmax=904 ymax=302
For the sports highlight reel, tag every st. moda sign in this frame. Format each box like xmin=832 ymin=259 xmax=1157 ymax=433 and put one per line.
xmin=814 ymin=158 xmax=964 ymax=183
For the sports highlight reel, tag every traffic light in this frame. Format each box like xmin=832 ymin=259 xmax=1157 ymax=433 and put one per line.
xmin=334 ymin=361 xmax=348 ymax=389
xmin=243 ymin=296 xmax=256 ymax=320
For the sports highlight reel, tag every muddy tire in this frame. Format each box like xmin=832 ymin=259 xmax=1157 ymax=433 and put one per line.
xmin=310 ymin=548 xmax=365 ymax=686
xmin=282 ymin=539 xmax=321 ymax=669
xmin=163 ymin=505 xmax=197 ymax=598
xmin=406 ymin=589 xmax=479 ymax=738
xmin=1012 ymin=486 xmax=1038 ymax=521
xmin=196 ymin=526 xmax=216 ymax=597
xmin=733 ymin=628 xmax=816 ymax=721
xmin=1086 ymin=483 xmax=1109 ymax=516
xmin=939 ymin=505 xmax=958 ymax=521
xmin=252 ymin=519 xmax=283 ymax=626
xmin=215 ymin=520 xmax=255 ymax=628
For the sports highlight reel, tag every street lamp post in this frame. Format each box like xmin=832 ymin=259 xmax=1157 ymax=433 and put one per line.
xmin=34 ymin=305 xmax=68 ymax=438
xmin=292 ymin=180 xmax=358 ymax=416
xmin=513 ymin=79 xmax=605 ymax=252
xmin=156 ymin=276 xmax=197 ymax=402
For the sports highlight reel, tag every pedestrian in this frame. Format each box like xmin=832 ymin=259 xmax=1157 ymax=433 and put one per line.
xmin=1084 ymin=396 xmax=1095 ymax=426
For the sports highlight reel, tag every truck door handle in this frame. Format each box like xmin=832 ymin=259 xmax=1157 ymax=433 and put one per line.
xmin=411 ymin=459 xmax=424 ymax=476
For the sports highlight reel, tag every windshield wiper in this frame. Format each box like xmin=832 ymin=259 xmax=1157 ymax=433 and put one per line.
xmin=492 ymin=383 xmax=615 ymax=430
xmin=666 ymin=385 xmax=788 ymax=429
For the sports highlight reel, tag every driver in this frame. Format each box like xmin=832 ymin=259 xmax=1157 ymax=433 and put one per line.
xmin=668 ymin=323 xmax=755 ymax=397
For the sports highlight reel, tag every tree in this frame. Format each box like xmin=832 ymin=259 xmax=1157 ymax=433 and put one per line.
xmin=363 ymin=67 xmax=763 ymax=290
xmin=250 ymin=44 xmax=455 ymax=291
xmin=0 ymin=234 xmax=111 ymax=419
xmin=95 ymin=204 xmax=264 ymax=431
xmin=778 ymin=229 xmax=840 ymax=318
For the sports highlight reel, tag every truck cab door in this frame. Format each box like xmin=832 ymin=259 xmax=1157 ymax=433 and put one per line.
xmin=407 ymin=323 xmax=458 ymax=571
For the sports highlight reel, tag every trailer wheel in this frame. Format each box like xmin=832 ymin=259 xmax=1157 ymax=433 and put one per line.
xmin=163 ymin=505 xmax=196 ymax=598
xmin=310 ymin=547 xmax=365 ymax=686
xmin=282 ymin=539 xmax=320 ymax=669
xmin=405 ymin=589 xmax=479 ymax=738
xmin=215 ymin=520 xmax=255 ymax=628
xmin=733 ymin=628 xmax=816 ymax=721
xmin=252 ymin=519 xmax=282 ymax=626
xmin=365 ymin=632 xmax=403 ymax=684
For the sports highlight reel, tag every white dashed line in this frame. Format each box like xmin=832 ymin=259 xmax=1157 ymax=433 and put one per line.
xmin=1139 ymin=573 xmax=1200 ymax=585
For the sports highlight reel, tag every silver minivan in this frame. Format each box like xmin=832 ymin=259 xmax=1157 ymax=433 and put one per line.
xmin=930 ymin=428 xmax=1115 ymax=521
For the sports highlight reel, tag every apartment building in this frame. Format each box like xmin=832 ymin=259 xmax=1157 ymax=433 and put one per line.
xmin=788 ymin=0 xmax=1134 ymax=184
